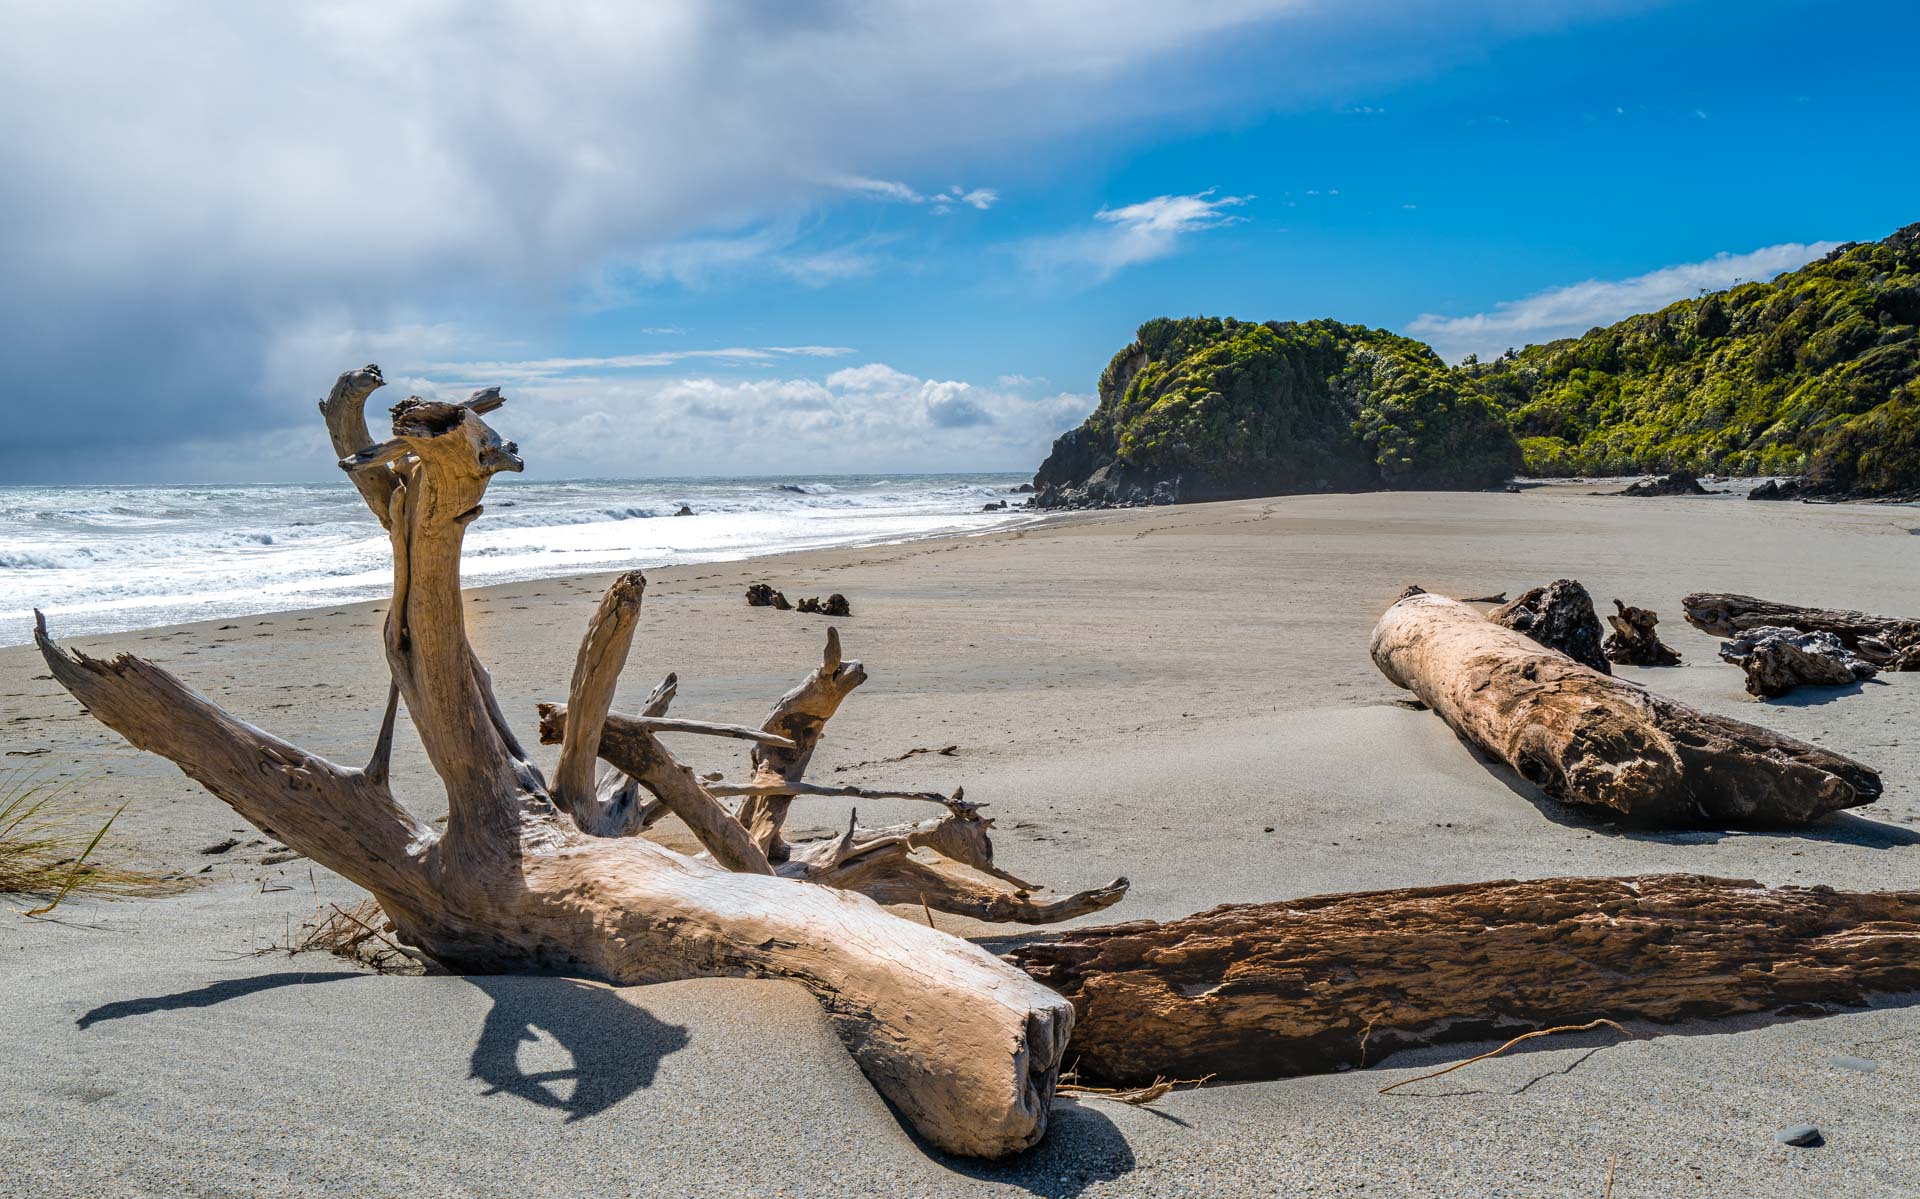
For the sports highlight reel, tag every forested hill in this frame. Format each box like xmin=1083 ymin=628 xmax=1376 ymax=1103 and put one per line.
xmin=1469 ymin=222 xmax=1920 ymax=494
xmin=1032 ymin=224 xmax=1920 ymax=506
xmin=1031 ymin=317 xmax=1522 ymax=506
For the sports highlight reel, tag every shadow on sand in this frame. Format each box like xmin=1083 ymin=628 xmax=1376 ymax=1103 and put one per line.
xmin=77 ymin=969 xmax=692 ymax=1123
xmin=1456 ymin=729 xmax=1920 ymax=847
xmin=465 ymin=975 xmax=690 ymax=1121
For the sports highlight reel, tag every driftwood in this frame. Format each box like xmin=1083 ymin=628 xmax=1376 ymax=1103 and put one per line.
xmin=1010 ymin=874 xmax=1920 ymax=1087
xmin=1371 ymin=589 xmax=1879 ymax=823
xmin=1683 ymin=592 xmax=1920 ymax=671
xmin=1603 ymin=599 xmax=1681 ymax=667
xmin=1489 ymin=580 xmax=1611 ymax=674
xmin=796 ymin=593 xmax=851 ymax=616
xmin=746 ymin=582 xmax=791 ymax=610
xmin=31 ymin=364 xmax=1103 ymax=1158
xmin=1718 ymin=627 xmax=1878 ymax=698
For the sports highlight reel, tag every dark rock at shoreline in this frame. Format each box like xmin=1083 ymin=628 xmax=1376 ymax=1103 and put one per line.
xmin=982 ymin=500 xmax=1008 ymax=511
xmin=1620 ymin=470 xmax=1713 ymax=497
xmin=673 ymin=504 xmax=694 ymax=516
xmin=746 ymin=582 xmax=790 ymax=609
xmin=1748 ymin=477 xmax=1808 ymax=501
xmin=796 ymin=593 xmax=851 ymax=617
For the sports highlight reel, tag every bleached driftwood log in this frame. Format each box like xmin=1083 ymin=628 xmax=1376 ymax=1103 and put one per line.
xmin=1371 ymin=589 xmax=1879 ymax=823
xmin=1010 ymin=874 xmax=1920 ymax=1086
xmin=1683 ymin=592 xmax=1920 ymax=671
xmin=32 ymin=364 xmax=1096 ymax=1158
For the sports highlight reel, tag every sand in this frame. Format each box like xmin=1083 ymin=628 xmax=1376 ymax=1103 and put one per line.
xmin=3 ymin=488 xmax=1917 ymax=1197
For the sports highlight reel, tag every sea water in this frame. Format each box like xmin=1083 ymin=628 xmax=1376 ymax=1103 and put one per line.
xmin=0 ymin=474 xmax=1034 ymax=645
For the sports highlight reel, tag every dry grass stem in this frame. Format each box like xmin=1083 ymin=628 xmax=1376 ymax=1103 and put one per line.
xmin=1377 ymin=1019 xmax=1633 ymax=1095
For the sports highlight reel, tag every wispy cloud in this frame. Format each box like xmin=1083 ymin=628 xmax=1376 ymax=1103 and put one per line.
xmin=831 ymin=175 xmax=999 ymax=213
xmin=414 ymin=345 xmax=855 ymax=383
xmin=1022 ymin=189 xmax=1251 ymax=282
xmin=1408 ymin=240 xmax=1841 ymax=361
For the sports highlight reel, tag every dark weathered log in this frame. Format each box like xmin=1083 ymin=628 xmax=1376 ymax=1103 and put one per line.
xmin=1683 ymin=592 xmax=1920 ymax=670
xmin=1718 ymin=627 xmax=1878 ymax=698
xmin=1489 ymin=580 xmax=1611 ymax=674
xmin=1372 ymin=589 xmax=1879 ymax=823
xmin=1603 ymin=599 xmax=1681 ymax=667
xmin=1009 ymin=874 xmax=1920 ymax=1087
xmin=34 ymin=365 xmax=1087 ymax=1159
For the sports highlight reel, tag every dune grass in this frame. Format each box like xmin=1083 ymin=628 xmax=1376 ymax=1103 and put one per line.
xmin=1 ymin=770 xmax=184 ymax=915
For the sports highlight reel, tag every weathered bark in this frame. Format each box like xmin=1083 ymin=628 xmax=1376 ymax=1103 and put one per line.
xmin=1489 ymin=579 xmax=1611 ymax=674
xmin=1718 ymin=627 xmax=1878 ymax=698
xmin=32 ymin=365 xmax=1084 ymax=1159
xmin=1602 ymin=598 xmax=1682 ymax=667
xmin=1683 ymin=592 xmax=1920 ymax=670
xmin=1371 ymin=589 xmax=1879 ymax=823
xmin=1010 ymin=874 xmax=1920 ymax=1087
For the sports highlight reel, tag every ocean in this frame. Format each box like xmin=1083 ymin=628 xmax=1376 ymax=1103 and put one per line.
xmin=0 ymin=474 xmax=1035 ymax=646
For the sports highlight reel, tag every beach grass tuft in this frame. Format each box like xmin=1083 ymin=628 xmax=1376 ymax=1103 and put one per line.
xmin=1 ymin=769 xmax=186 ymax=914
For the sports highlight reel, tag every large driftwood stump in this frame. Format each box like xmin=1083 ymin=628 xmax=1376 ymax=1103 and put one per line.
xmin=31 ymin=364 xmax=1110 ymax=1158
xmin=1371 ymin=589 xmax=1879 ymax=823
xmin=1489 ymin=580 xmax=1611 ymax=674
xmin=1010 ymin=874 xmax=1920 ymax=1087
xmin=1683 ymin=592 xmax=1920 ymax=671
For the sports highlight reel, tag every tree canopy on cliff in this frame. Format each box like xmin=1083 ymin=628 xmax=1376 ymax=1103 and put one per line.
xmin=1469 ymin=223 xmax=1920 ymax=487
xmin=1034 ymin=317 xmax=1522 ymax=502
xmin=1035 ymin=223 xmax=1920 ymax=502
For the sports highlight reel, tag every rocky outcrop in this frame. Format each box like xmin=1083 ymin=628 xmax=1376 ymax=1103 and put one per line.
xmin=1030 ymin=317 xmax=1521 ymax=508
xmin=1718 ymin=627 xmax=1878 ymax=698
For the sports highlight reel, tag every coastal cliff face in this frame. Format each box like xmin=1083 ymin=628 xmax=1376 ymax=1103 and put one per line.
xmin=1035 ymin=224 xmax=1920 ymax=507
xmin=1031 ymin=317 xmax=1522 ymax=508
xmin=1470 ymin=223 xmax=1920 ymax=494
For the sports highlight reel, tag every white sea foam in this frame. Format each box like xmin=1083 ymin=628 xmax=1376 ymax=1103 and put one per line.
xmin=0 ymin=474 xmax=1034 ymax=644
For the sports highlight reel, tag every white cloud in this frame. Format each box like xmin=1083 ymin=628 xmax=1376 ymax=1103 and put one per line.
xmin=832 ymin=177 xmax=998 ymax=212
xmin=1022 ymin=190 xmax=1252 ymax=281
xmin=0 ymin=0 xmax=1665 ymax=480
xmin=1407 ymin=240 xmax=1842 ymax=361
xmin=427 ymin=365 xmax=1096 ymax=476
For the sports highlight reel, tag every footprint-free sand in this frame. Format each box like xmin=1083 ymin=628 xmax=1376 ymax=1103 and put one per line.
xmin=4 ymin=488 xmax=1916 ymax=1197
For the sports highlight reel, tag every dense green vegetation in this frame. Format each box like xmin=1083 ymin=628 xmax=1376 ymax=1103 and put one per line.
xmin=1469 ymin=223 xmax=1920 ymax=488
xmin=1034 ymin=317 xmax=1522 ymax=500
xmin=1038 ymin=224 xmax=1920 ymax=501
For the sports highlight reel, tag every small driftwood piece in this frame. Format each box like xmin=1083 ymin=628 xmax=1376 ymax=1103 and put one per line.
xmin=1683 ymin=592 xmax=1920 ymax=671
xmin=1009 ymin=874 xmax=1920 ymax=1087
xmin=1371 ymin=589 xmax=1879 ymax=823
xmin=1489 ymin=579 xmax=1611 ymax=674
xmin=1603 ymin=599 xmax=1681 ymax=667
xmin=1718 ymin=627 xmax=1878 ymax=698
xmin=33 ymin=365 xmax=1090 ymax=1159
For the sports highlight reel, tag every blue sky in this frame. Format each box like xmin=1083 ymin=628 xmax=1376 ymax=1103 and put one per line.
xmin=4 ymin=0 xmax=1915 ymax=483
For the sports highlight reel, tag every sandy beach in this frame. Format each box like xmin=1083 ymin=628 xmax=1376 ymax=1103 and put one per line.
xmin=4 ymin=488 xmax=1917 ymax=1198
